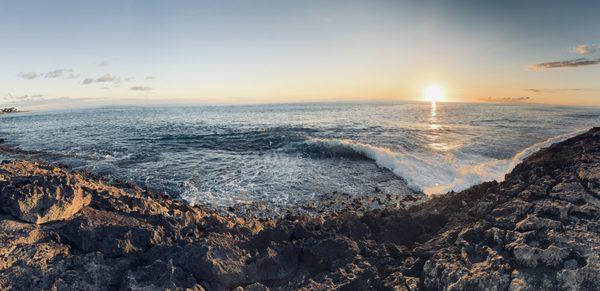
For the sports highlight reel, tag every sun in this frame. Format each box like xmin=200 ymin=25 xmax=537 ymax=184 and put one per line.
xmin=423 ymin=85 xmax=444 ymax=103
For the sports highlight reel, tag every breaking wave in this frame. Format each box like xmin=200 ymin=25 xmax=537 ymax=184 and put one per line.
xmin=300 ymin=129 xmax=586 ymax=195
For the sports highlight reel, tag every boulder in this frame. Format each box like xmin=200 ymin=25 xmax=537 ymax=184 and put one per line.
xmin=0 ymin=161 xmax=91 ymax=224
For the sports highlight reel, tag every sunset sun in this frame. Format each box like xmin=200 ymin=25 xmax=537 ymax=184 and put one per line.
xmin=423 ymin=85 xmax=444 ymax=103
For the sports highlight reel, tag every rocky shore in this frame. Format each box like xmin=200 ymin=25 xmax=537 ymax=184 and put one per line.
xmin=0 ymin=107 xmax=20 ymax=115
xmin=0 ymin=128 xmax=599 ymax=290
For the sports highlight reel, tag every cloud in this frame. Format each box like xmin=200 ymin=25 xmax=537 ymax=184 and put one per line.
xmin=571 ymin=44 xmax=600 ymax=55
xmin=3 ymin=93 xmax=46 ymax=102
xmin=526 ymin=88 xmax=598 ymax=93
xmin=478 ymin=97 xmax=531 ymax=103
xmin=530 ymin=58 xmax=600 ymax=70
xmin=130 ymin=86 xmax=152 ymax=91
xmin=145 ymin=76 xmax=155 ymax=80
xmin=19 ymin=72 xmax=39 ymax=79
xmin=19 ymin=68 xmax=79 ymax=79
xmin=97 ymin=60 xmax=110 ymax=67
xmin=82 ymin=73 xmax=121 ymax=85
xmin=97 ymin=74 xmax=119 ymax=82
xmin=19 ymin=96 xmax=73 ymax=106
xmin=531 ymin=44 xmax=600 ymax=70
xmin=82 ymin=78 xmax=94 ymax=85
xmin=44 ymin=68 xmax=72 ymax=78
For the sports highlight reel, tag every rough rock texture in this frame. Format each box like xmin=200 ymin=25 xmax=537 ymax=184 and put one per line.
xmin=0 ymin=161 xmax=91 ymax=224
xmin=0 ymin=128 xmax=599 ymax=290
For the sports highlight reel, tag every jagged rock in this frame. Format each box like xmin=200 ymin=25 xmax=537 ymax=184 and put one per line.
xmin=234 ymin=282 xmax=270 ymax=291
xmin=57 ymin=207 xmax=164 ymax=257
xmin=422 ymin=246 xmax=511 ymax=291
xmin=124 ymin=259 xmax=203 ymax=290
xmin=508 ymin=269 xmax=557 ymax=291
xmin=245 ymin=243 xmax=300 ymax=282
xmin=550 ymin=181 xmax=587 ymax=204
xmin=515 ymin=214 xmax=563 ymax=231
xmin=512 ymin=243 xmax=570 ymax=268
xmin=301 ymin=236 xmax=360 ymax=273
xmin=383 ymin=272 xmax=420 ymax=290
xmin=0 ymin=161 xmax=91 ymax=224
xmin=556 ymin=262 xmax=600 ymax=290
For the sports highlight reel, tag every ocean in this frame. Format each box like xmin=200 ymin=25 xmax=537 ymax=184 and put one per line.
xmin=1 ymin=102 xmax=598 ymax=208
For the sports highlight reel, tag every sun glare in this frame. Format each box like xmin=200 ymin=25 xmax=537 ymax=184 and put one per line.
xmin=423 ymin=85 xmax=444 ymax=104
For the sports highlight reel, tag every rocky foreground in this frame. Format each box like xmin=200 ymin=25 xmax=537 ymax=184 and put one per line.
xmin=0 ymin=129 xmax=599 ymax=290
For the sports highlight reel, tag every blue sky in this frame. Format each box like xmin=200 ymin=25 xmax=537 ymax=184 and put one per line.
xmin=1 ymin=0 xmax=599 ymax=108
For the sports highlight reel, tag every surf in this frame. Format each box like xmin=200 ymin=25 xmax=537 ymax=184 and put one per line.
xmin=301 ymin=129 xmax=588 ymax=195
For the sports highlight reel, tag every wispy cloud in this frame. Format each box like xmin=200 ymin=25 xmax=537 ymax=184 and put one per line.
xmin=97 ymin=74 xmax=119 ymax=82
xmin=82 ymin=73 xmax=121 ymax=85
xmin=18 ymin=68 xmax=79 ymax=79
xmin=97 ymin=60 xmax=110 ymax=67
xmin=571 ymin=44 xmax=600 ymax=55
xmin=130 ymin=86 xmax=153 ymax=91
xmin=531 ymin=44 xmax=600 ymax=70
xmin=45 ymin=69 xmax=73 ymax=78
xmin=81 ymin=78 xmax=94 ymax=85
xmin=478 ymin=97 xmax=532 ymax=103
xmin=526 ymin=88 xmax=598 ymax=93
xmin=145 ymin=76 xmax=155 ymax=80
xmin=530 ymin=58 xmax=600 ymax=70
xmin=19 ymin=72 xmax=39 ymax=79
xmin=3 ymin=93 xmax=46 ymax=102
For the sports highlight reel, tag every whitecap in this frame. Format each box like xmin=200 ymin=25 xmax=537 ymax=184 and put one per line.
xmin=304 ymin=129 xmax=587 ymax=195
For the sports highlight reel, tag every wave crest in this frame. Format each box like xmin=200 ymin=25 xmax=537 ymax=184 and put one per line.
xmin=302 ymin=129 xmax=585 ymax=195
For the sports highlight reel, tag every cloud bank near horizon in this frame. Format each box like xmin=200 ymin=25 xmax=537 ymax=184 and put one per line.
xmin=478 ymin=97 xmax=532 ymax=103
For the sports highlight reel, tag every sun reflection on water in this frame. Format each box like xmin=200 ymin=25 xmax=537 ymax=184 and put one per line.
xmin=427 ymin=102 xmax=451 ymax=151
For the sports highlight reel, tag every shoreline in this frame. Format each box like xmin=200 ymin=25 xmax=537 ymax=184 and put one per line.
xmin=0 ymin=139 xmax=427 ymax=217
xmin=0 ymin=128 xmax=599 ymax=289
xmin=0 ymin=127 xmax=591 ymax=208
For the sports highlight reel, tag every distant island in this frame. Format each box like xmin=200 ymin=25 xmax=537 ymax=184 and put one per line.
xmin=0 ymin=107 xmax=20 ymax=114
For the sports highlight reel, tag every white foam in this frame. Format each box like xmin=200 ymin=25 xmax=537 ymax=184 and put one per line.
xmin=306 ymin=129 xmax=586 ymax=195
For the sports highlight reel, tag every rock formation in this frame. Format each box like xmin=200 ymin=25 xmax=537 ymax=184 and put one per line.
xmin=0 ymin=107 xmax=19 ymax=114
xmin=0 ymin=128 xmax=598 ymax=290
xmin=0 ymin=161 xmax=91 ymax=224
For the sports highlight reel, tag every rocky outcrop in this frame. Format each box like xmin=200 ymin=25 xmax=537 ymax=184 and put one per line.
xmin=0 ymin=161 xmax=91 ymax=224
xmin=0 ymin=107 xmax=19 ymax=114
xmin=0 ymin=128 xmax=599 ymax=290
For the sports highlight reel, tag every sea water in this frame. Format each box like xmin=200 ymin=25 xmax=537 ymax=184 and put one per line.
xmin=1 ymin=102 xmax=598 ymax=207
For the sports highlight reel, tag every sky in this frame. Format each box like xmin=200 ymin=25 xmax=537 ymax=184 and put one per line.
xmin=1 ymin=0 xmax=600 ymax=109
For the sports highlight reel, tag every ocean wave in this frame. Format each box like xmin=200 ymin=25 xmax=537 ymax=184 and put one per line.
xmin=144 ymin=127 xmax=318 ymax=152
xmin=301 ymin=129 xmax=587 ymax=195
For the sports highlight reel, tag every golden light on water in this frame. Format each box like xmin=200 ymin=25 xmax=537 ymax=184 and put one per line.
xmin=426 ymin=86 xmax=453 ymax=152
xmin=423 ymin=85 xmax=444 ymax=104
